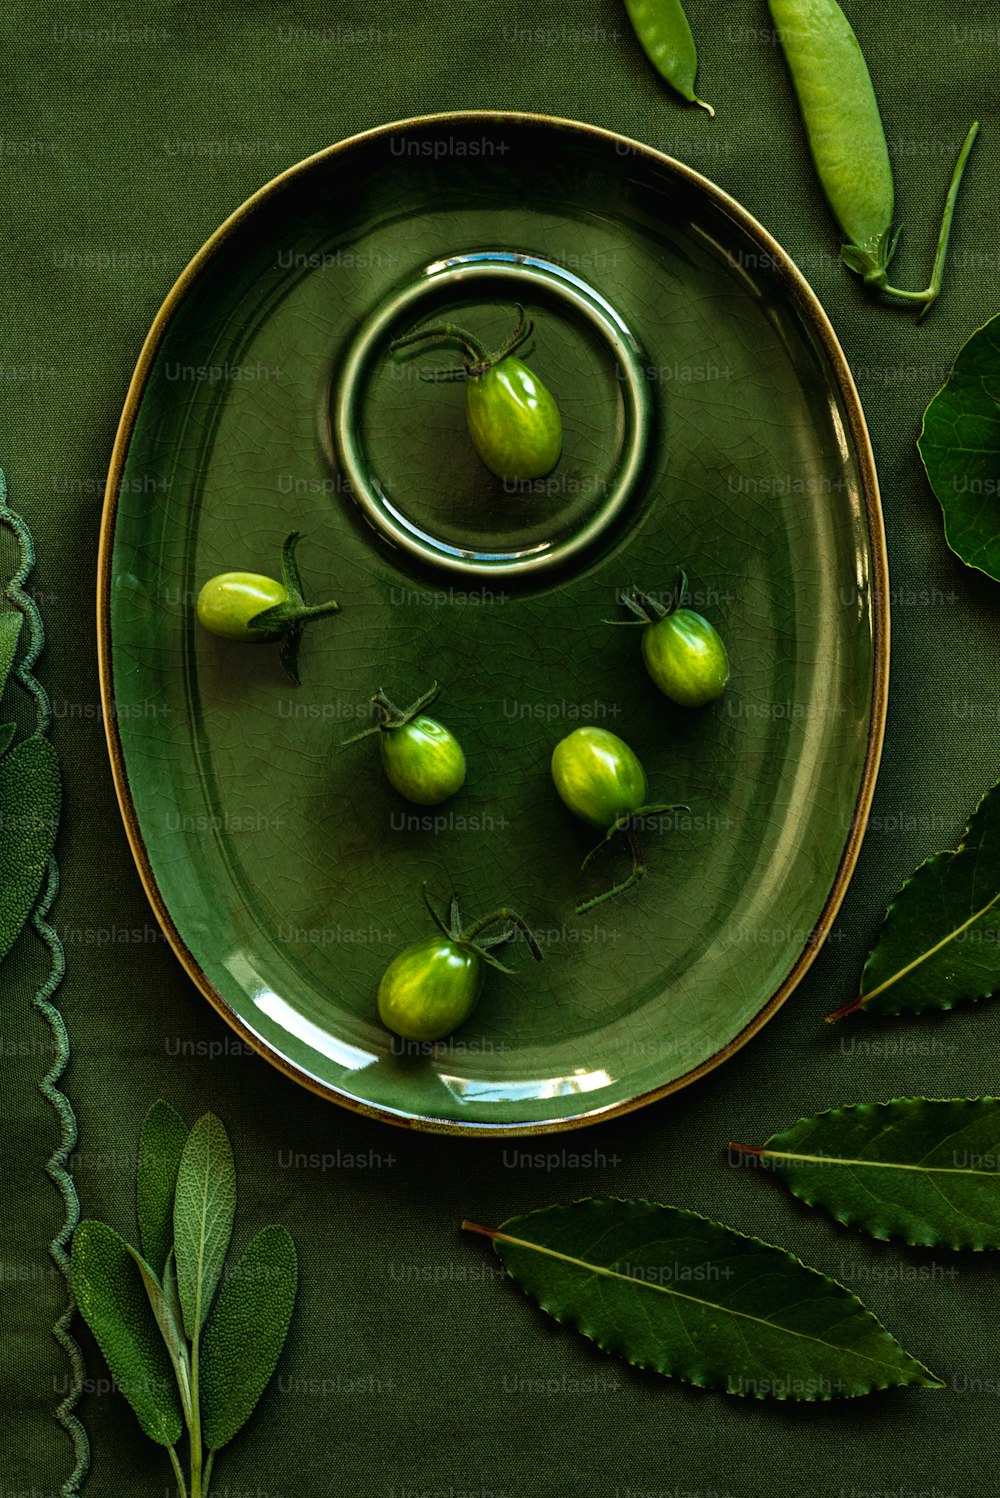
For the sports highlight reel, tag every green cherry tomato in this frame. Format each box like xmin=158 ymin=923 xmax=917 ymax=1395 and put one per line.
xmin=196 ymin=532 xmax=339 ymax=686
xmin=391 ymin=304 xmax=562 ymax=483
xmin=551 ymin=727 xmax=648 ymax=831
xmin=614 ymin=579 xmax=729 ymax=707
xmin=377 ymin=936 xmax=482 ymax=1042
xmin=377 ymin=888 xmax=543 ymax=1043
xmin=196 ymin=572 xmax=288 ymax=640
xmin=642 ymin=609 xmax=730 ymax=707
xmin=465 ymin=356 xmax=562 ymax=482
xmin=379 ymin=715 xmax=466 ymax=806
xmin=343 ymin=681 xmax=466 ymax=806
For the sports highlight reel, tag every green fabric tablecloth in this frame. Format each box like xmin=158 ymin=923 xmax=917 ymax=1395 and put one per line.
xmin=3 ymin=1 xmax=999 ymax=1493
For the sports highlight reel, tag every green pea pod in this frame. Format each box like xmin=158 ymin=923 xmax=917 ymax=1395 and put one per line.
xmin=624 ymin=0 xmax=713 ymax=116
xmin=769 ymin=0 xmax=979 ymax=315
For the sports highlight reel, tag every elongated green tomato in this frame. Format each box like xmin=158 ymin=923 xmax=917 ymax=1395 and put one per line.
xmin=195 ymin=531 xmax=339 ymax=685
xmin=624 ymin=0 xmax=713 ymax=116
xmin=612 ymin=579 xmax=729 ymax=706
xmin=465 ymin=356 xmax=562 ymax=482
xmin=391 ymin=305 xmax=562 ymax=482
xmin=642 ymin=610 xmax=729 ymax=706
xmin=343 ymin=681 xmax=466 ymax=806
xmin=379 ymin=714 xmax=466 ymax=806
xmin=378 ymin=936 xmax=482 ymax=1042
xmin=551 ymin=728 xmax=687 ymax=912
xmin=551 ymin=727 xmax=647 ymax=830
xmin=769 ymin=0 xmax=979 ymax=314
xmin=377 ymin=888 xmax=543 ymax=1043
xmin=197 ymin=573 xmax=287 ymax=640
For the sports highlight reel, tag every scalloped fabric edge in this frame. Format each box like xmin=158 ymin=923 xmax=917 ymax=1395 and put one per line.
xmin=1 ymin=471 xmax=88 ymax=1494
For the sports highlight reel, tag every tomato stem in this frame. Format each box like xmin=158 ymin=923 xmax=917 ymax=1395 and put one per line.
xmin=390 ymin=305 xmax=533 ymax=379
xmin=340 ymin=680 xmax=440 ymax=745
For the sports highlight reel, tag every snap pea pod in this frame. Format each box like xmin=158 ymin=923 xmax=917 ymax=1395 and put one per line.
xmin=769 ymin=0 xmax=979 ymax=315
xmin=624 ymin=0 xmax=713 ymax=116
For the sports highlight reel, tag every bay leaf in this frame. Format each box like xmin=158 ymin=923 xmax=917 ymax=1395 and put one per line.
xmin=732 ymin=1097 xmax=1000 ymax=1250
xmin=200 ymin=1224 xmax=298 ymax=1450
xmin=829 ymin=780 xmax=1000 ymax=1020
xmin=918 ymin=313 xmax=1000 ymax=580
xmin=463 ymin=1199 xmax=939 ymax=1400
xmin=72 ymin=1220 xmax=183 ymax=1445
xmin=173 ymin=1112 xmax=236 ymax=1339
xmin=138 ymin=1098 xmax=189 ymax=1277
xmin=0 ymin=734 xmax=61 ymax=963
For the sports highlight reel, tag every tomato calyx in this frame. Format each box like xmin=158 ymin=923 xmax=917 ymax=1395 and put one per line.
xmin=578 ymin=802 xmax=689 ymax=914
xmin=389 ymin=304 xmax=534 ymax=382
xmin=246 ymin=532 xmax=340 ymax=686
xmin=607 ymin=572 xmax=688 ymax=628
xmin=422 ymin=884 xmax=543 ymax=976
xmin=340 ymin=679 xmax=442 ymax=746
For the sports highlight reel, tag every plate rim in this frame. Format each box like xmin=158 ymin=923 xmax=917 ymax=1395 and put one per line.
xmin=96 ymin=108 xmax=890 ymax=1137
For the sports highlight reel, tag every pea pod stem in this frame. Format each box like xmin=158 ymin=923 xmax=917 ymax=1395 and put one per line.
xmin=859 ymin=121 xmax=980 ymax=318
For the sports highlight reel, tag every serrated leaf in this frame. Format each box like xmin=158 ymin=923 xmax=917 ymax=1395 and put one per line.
xmin=174 ymin=1112 xmax=236 ymax=1339
xmin=0 ymin=612 xmax=21 ymax=701
xmin=918 ymin=313 xmax=1000 ymax=580
xmin=138 ymin=1099 xmax=189 ymax=1276
xmin=0 ymin=734 xmax=61 ymax=963
xmin=735 ymin=1097 xmax=1000 ymax=1250
xmin=200 ymin=1224 xmax=298 ymax=1449
xmin=464 ymin=1199 xmax=939 ymax=1401
xmin=829 ymin=780 xmax=1000 ymax=1020
xmin=71 ymin=1220 xmax=183 ymax=1445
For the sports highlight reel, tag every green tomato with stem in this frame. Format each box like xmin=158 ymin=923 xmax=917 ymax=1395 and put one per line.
xmin=343 ymin=681 xmax=466 ymax=805
xmin=390 ymin=304 xmax=562 ymax=482
xmin=612 ymin=574 xmax=729 ymax=707
xmin=377 ymin=887 xmax=543 ymax=1042
xmin=551 ymin=726 xmax=687 ymax=913
xmin=196 ymin=531 xmax=339 ymax=686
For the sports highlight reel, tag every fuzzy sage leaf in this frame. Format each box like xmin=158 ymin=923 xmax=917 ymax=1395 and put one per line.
xmin=829 ymin=780 xmax=1000 ymax=1020
xmin=0 ymin=611 xmax=21 ymax=701
xmin=731 ymin=1097 xmax=1000 ymax=1251
xmin=138 ymin=1099 xmax=189 ymax=1278
xmin=173 ymin=1112 xmax=236 ymax=1338
xmin=0 ymin=734 xmax=61 ymax=963
xmin=464 ymin=1199 xmax=940 ymax=1400
xmin=72 ymin=1220 xmax=183 ymax=1445
xmin=200 ymin=1224 xmax=298 ymax=1449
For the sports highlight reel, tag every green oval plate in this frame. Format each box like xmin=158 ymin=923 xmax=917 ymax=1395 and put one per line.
xmin=99 ymin=112 xmax=888 ymax=1136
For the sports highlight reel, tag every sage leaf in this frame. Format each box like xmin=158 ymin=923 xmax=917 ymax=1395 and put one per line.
xmin=732 ymin=1097 xmax=1000 ymax=1250
xmin=0 ymin=734 xmax=61 ymax=963
xmin=0 ymin=723 xmax=15 ymax=758
xmin=138 ymin=1099 xmax=189 ymax=1276
xmin=0 ymin=611 xmax=20 ymax=701
xmin=72 ymin=1220 xmax=183 ymax=1445
xmin=200 ymin=1224 xmax=298 ymax=1450
xmin=828 ymin=780 xmax=1000 ymax=1020
xmin=463 ymin=1199 xmax=940 ymax=1401
xmin=173 ymin=1112 xmax=236 ymax=1339
xmin=918 ymin=313 xmax=1000 ymax=580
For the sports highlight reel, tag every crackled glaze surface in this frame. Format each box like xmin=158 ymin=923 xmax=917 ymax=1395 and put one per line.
xmin=101 ymin=115 xmax=886 ymax=1132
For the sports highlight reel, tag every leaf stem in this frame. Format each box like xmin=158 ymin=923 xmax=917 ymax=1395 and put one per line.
xmin=189 ymin=1332 xmax=202 ymax=1498
xmin=461 ymin=1220 xmax=498 ymax=1240
xmin=203 ymin=1448 xmax=215 ymax=1494
xmin=727 ymin=1142 xmax=765 ymax=1158
xmin=168 ymin=1443 xmax=188 ymax=1498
